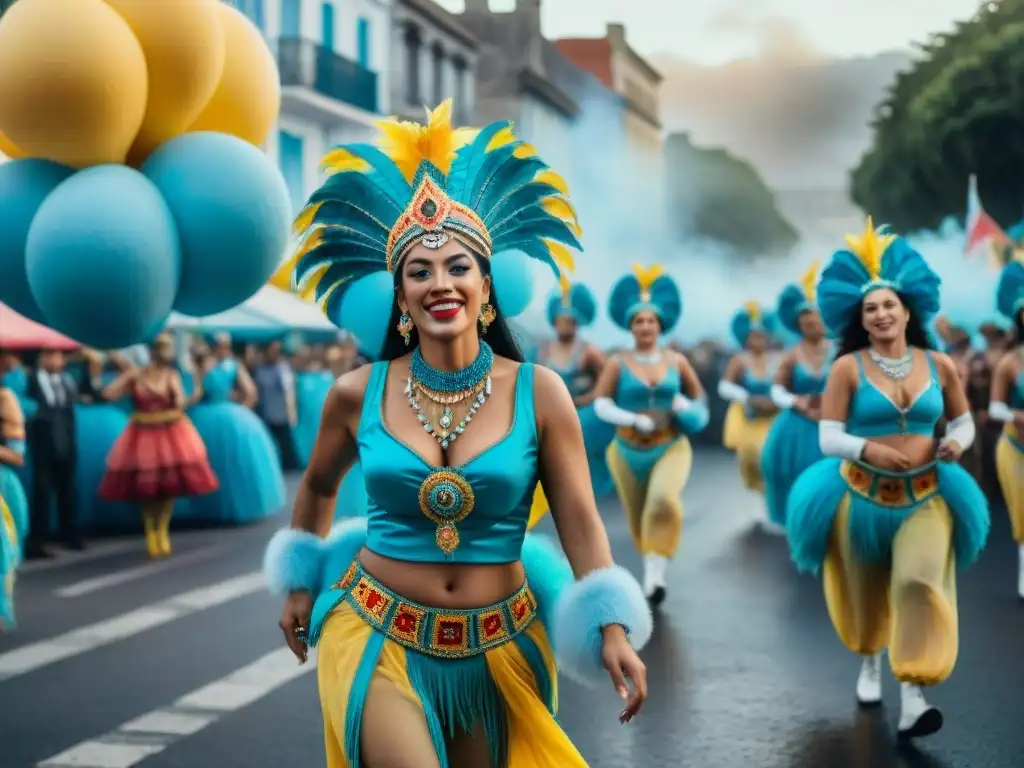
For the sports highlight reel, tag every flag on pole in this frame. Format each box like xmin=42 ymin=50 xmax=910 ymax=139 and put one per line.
xmin=964 ymin=174 xmax=1007 ymax=266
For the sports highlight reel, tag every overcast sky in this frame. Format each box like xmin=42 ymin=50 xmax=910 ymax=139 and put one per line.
xmin=436 ymin=0 xmax=986 ymax=63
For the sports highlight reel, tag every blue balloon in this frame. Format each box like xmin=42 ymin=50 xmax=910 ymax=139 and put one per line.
xmin=490 ymin=249 xmax=535 ymax=317
xmin=338 ymin=271 xmax=393 ymax=359
xmin=0 ymin=159 xmax=74 ymax=322
xmin=25 ymin=165 xmax=181 ymax=349
xmin=142 ymin=132 xmax=291 ymax=317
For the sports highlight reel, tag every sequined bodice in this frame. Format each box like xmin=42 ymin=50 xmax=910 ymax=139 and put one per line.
xmin=614 ymin=359 xmax=680 ymax=412
xmin=847 ymin=352 xmax=943 ymax=438
xmin=359 ymin=361 xmax=539 ymax=564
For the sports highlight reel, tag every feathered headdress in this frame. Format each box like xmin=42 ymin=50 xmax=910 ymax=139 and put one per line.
xmin=996 ymin=259 xmax=1024 ymax=321
xmin=279 ymin=100 xmax=581 ymax=353
xmin=608 ymin=264 xmax=682 ymax=333
xmin=546 ymin=281 xmax=597 ymax=327
xmin=817 ymin=217 xmax=940 ymax=335
xmin=776 ymin=259 xmax=820 ymax=335
xmin=730 ymin=300 xmax=767 ymax=347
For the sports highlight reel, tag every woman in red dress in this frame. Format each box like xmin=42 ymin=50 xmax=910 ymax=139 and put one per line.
xmin=98 ymin=333 xmax=218 ymax=557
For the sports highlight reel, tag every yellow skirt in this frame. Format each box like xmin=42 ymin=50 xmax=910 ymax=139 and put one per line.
xmin=997 ymin=426 xmax=1024 ymax=542
xmin=723 ymin=403 xmax=774 ymax=491
xmin=316 ymin=571 xmax=587 ymax=767
xmin=723 ymin=402 xmax=744 ymax=450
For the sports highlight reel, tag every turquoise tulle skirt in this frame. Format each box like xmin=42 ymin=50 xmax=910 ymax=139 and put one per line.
xmin=580 ymin=404 xmax=615 ymax=497
xmin=786 ymin=458 xmax=990 ymax=575
xmin=1 ymin=491 xmax=19 ymax=628
xmin=182 ymin=402 xmax=286 ymax=524
xmin=75 ymin=404 xmax=136 ymax=532
xmin=0 ymin=463 xmax=28 ymax=545
xmin=761 ymin=410 xmax=823 ymax=525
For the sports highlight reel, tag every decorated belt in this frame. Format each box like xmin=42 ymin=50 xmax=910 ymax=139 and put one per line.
xmin=842 ymin=460 xmax=940 ymax=509
xmin=329 ymin=560 xmax=538 ymax=659
xmin=1005 ymin=424 xmax=1024 ymax=454
xmin=131 ymin=409 xmax=183 ymax=425
xmin=616 ymin=424 xmax=678 ymax=448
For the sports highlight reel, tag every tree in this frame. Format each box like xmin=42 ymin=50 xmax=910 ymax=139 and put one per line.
xmin=852 ymin=0 xmax=1024 ymax=231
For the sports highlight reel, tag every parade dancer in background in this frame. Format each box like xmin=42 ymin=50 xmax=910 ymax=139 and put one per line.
xmin=187 ymin=343 xmax=285 ymax=525
xmin=762 ymin=262 xmax=831 ymax=528
xmin=786 ymin=220 xmax=989 ymax=739
xmin=988 ymin=259 xmax=1024 ymax=598
xmin=535 ymin=281 xmax=613 ymax=496
xmin=718 ymin=301 xmax=778 ymax=505
xmin=263 ymin=100 xmax=650 ymax=767
xmin=592 ymin=265 xmax=709 ymax=605
xmin=0 ymin=385 xmax=26 ymax=629
xmin=99 ymin=332 xmax=219 ymax=558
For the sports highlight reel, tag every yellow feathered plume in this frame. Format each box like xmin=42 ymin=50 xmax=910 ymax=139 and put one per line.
xmin=844 ymin=217 xmax=895 ymax=280
xmin=743 ymin=300 xmax=761 ymax=321
xmin=632 ymin=264 xmax=663 ymax=292
xmin=799 ymin=259 xmax=820 ymax=302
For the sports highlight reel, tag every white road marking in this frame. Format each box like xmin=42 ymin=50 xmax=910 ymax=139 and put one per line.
xmin=0 ymin=572 xmax=264 ymax=681
xmin=38 ymin=648 xmax=313 ymax=767
xmin=54 ymin=546 xmax=224 ymax=598
xmin=19 ymin=542 xmax=143 ymax=574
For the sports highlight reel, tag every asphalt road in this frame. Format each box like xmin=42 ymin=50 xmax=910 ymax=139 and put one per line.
xmin=0 ymin=450 xmax=1020 ymax=767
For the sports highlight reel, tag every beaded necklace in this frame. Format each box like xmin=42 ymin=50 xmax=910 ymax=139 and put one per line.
xmin=407 ymin=341 xmax=494 ymax=450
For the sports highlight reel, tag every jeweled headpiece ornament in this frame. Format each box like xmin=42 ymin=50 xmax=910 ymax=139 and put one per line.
xmin=608 ymin=263 xmax=683 ymax=333
xmin=283 ymin=100 xmax=581 ymax=333
xmin=817 ymin=216 xmax=941 ymax=335
xmin=776 ymin=259 xmax=820 ymax=335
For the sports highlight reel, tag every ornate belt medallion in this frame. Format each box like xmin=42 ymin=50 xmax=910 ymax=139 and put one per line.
xmin=418 ymin=469 xmax=475 ymax=555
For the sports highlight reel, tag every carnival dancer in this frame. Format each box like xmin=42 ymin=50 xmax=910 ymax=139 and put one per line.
xmin=591 ymin=265 xmax=709 ymax=605
xmin=98 ymin=332 xmax=219 ymax=557
xmin=535 ymin=281 xmax=613 ymax=496
xmin=988 ymin=259 xmax=1024 ymax=598
xmin=185 ymin=343 xmax=285 ymax=525
xmin=786 ymin=220 xmax=989 ymax=738
xmin=762 ymin=262 xmax=831 ymax=527
xmin=262 ymin=100 xmax=650 ymax=767
xmin=0 ymin=385 xmax=27 ymax=629
xmin=718 ymin=301 xmax=778 ymax=499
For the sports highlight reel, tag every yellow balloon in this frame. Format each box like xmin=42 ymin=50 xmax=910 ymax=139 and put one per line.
xmin=102 ymin=0 xmax=226 ymax=165
xmin=0 ymin=0 xmax=148 ymax=168
xmin=187 ymin=3 xmax=280 ymax=146
xmin=0 ymin=128 xmax=24 ymax=159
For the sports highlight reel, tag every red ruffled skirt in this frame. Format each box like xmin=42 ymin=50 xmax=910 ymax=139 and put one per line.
xmin=98 ymin=415 xmax=219 ymax=502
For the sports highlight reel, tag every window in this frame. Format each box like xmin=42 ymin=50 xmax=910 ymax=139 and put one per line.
xmin=320 ymin=2 xmax=335 ymax=50
xmin=281 ymin=0 xmax=301 ymax=37
xmin=452 ymin=57 xmax=467 ymax=122
xmin=279 ymin=131 xmax=305 ymax=213
xmin=357 ymin=17 xmax=370 ymax=69
xmin=234 ymin=0 xmax=264 ymax=29
xmin=404 ymin=25 xmax=421 ymax=103
xmin=431 ymin=43 xmax=444 ymax=106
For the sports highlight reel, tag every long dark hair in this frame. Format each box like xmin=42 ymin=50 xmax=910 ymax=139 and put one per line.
xmin=379 ymin=253 xmax=525 ymax=362
xmin=835 ymin=291 xmax=935 ymax=359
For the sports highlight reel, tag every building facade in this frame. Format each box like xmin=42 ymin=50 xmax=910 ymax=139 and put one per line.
xmin=390 ymin=0 xmax=478 ymax=126
xmin=229 ymin=0 xmax=390 ymax=214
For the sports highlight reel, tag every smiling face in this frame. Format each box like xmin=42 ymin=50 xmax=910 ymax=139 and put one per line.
xmin=798 ymin=307 xmax=825 ymax=342
xmin=861 ymin=287 xmax=909 ymax=344
xmin=397 ymin=236 xmax=490 ymax=344
xmin=630 ymin=309 xmax=661 ymax=348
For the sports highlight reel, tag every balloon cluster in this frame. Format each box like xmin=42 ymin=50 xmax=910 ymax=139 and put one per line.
xmin=0 ymin=0 xmax=291 ymax=348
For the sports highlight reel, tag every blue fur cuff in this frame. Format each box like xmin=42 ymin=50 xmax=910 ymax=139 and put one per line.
xmin=674 ymin=398 xmax=709 ymax=434
xmin=552 ymin=565 xmax=653 ymax=686
xmin=263 ymin=528 xmax=323 ymax=597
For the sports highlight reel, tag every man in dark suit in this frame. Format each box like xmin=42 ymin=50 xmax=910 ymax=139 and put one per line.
xmin=25 ymin=348 xmax=83 ymax=558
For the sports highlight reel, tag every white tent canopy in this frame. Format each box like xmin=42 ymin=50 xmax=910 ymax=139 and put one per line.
xmin=166 ymin=286 xmax=334 ymax=332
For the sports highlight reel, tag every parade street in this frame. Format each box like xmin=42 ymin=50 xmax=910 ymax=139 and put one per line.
xmin=0 ymin=451 xmax=1018 ymax=768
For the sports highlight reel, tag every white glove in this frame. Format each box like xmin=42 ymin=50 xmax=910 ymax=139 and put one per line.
xmin=671 ymin=393 xmax=692 ymax=413
xmin=633 ymin=414 xmax=657 ymax=434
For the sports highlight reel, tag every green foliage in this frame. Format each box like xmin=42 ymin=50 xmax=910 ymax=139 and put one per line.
xmin=852 ymin=0 xmax=1024 ymax=231
xmin=664 ymin=134 xmax=799 ymax=257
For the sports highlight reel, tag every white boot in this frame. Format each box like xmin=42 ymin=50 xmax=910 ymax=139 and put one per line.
xmin=642 ymin=554 xmax=668 ymax=606
xmin=855 ymin=652 xmax=882 ymax=706
xmin=897 ymin=683 xmax=943 ymax=738
xmin=1017 ymin=545 xmax=1024 ymax=600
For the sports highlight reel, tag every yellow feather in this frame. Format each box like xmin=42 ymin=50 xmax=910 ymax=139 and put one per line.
xmin=372 ymin=99 xmax=473 ymax=182
xmin=320 ymin=148 xmax=370 ymax=176
xmin=743 ymin=300 xmax=760 ymax=321
xmin=558 ymin=270 xmax=572 ymax=295
xmin=535 ymin=170 xmax=568 ymax=195
xmin=292 ymin=202 xmax=322 ymax=236
xmin=545 ymin=240 xmax=575 ymax=273
xmin=799 ymin=259 xmax=820 ymax=302
xmin=485 ymin=126 xmax=516 ymax=152
xmin=632 ymin=264 xmax=663 ymax=292
xmin=513 ymin=143 xmax=537 ymax=158
xmin=844 ymin=216 xmax=895 ymax=280
xmin=541 ymin=197 xmax=582 ymax=237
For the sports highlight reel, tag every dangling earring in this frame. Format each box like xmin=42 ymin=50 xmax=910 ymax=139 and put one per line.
xmin=398 ymin=311 xmax=414 ymax=346
xmin=479 ymin=303 xmax=496 ymax=335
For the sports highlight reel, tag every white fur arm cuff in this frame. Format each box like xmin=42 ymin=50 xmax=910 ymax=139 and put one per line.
xmin=717 ymin=380 xmax=749 ymax=404
xmin=770 ymin=384 xmax=797 ymax=409
xmin=943 ymin=412 xmax=976 ymax=451
xmin=989 ymin=401 xmax=1015 ymax=424
xmin=593 ymin=397 xmax=638 ymax=427
xmin=819 ymin=420 xmax=866 ymax=461
xmin=263 ymin=529 xmax=324 ymax=596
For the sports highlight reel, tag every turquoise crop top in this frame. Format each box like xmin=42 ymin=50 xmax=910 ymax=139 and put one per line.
xmin=358 ymin=361 xmax=539 ymax=564
xmin=537 ymin=342 xmax=591 ymax=398
xmin=847 ymin=351 xmax=944 ymax=438
xmin=790 ymin=360 xmax=828 ymax=396
xmin=614 ymin=359 xmax=680 ymax=412
xmin=742 ymin=367 xmax=773 ymax=398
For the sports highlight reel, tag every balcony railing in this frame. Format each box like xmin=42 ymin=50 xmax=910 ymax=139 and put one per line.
xmin=277 ymin=37 xmax=378 ymax=114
